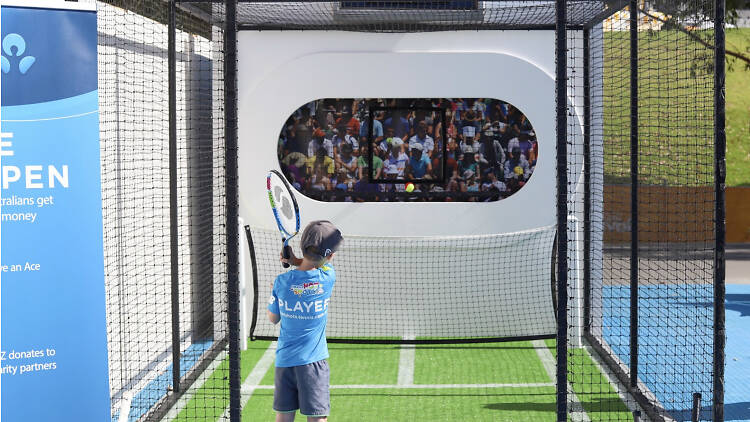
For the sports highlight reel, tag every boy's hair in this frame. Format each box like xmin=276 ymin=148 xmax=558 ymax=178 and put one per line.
xmin=302 ymin=247 xmax=329 ymax=268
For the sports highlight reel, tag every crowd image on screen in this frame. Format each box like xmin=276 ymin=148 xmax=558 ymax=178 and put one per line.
xmin=278 ymin=98 xmax=538 ymax=202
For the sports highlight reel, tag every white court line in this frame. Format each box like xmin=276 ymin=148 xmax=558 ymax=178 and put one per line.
xmin=161 ymin=350 xmax=228 ymax=421
xmin=117 ymin=393 xmax=133 ymax=422
xmin=397 ymin=336 xmax=416 ymax=386
xmin=0 ymin=109 xmax=98 ymax=122
xmin=532 ymin=340 xmax=591 ymax=422
xmin=219 ymin=342 xmax=277 ymax=421
xmin=116 ymin=335 xmax=196 ymax=418
xmin=250 ymin=383 xmax=554 ymax=390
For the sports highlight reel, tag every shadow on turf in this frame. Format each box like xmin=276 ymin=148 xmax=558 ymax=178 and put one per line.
xmin=483 ymin=397 xmax=625 ymax=412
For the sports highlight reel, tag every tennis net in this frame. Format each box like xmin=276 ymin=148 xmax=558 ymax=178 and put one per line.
xmin=245 ymin=225 xmax=557 ymax=344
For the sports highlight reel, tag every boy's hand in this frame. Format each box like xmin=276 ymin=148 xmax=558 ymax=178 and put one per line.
xmin=280 ymin=250 xmax=302 ymax=267
xmin=279 ymin=252 xmax=290 ymax=265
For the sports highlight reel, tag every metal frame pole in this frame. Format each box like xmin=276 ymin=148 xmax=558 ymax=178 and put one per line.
xmin=582 ymin=28 xmax=592 ymax=335
xmin=555 ymin=0 xmax=569 ymax=419
xmin=628 ymin=0 xmax=639 ymax=390
xmin=713 ymin=0 xmax=726 ymax=419
xmin=168 ymin=0 xmax=181 ymax=394
xmin=224 ymin=0 xmax=242 ymax=420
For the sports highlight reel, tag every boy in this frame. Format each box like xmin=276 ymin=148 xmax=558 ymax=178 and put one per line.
xmin=268 ymin=220 xmax=344 ymax=422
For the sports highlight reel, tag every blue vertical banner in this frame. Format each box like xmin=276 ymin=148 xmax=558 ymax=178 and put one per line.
xmin=1 ymin=3 xmax=111 ymax=421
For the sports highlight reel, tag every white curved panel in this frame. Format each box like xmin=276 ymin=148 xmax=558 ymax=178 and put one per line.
xmin=238 ymin=32 xmax=561 ymax=236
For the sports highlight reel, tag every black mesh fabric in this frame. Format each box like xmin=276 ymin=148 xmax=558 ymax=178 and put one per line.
xmin=96 ymin=0 xmax=722 ymax=420
xmin=190 ymin=1 xmax=627 ymax=31
xmin=566 ymin=2 xmax=719 ymax=420
xmin=99 ymin=1 xmax=229 ymax=420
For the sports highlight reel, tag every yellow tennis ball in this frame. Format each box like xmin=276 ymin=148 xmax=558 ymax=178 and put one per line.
xmin=405 ymin=183 xmax=415 ymax=192
xmin=514 ymin=166 xmax=523 ymax=176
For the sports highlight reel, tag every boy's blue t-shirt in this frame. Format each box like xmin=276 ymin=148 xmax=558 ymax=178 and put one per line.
xmin=267 ymin=265 xmax=336 ymax=367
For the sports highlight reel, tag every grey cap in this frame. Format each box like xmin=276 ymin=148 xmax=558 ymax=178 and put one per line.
xmin=300 ymin=220 xmax=343 ymax=261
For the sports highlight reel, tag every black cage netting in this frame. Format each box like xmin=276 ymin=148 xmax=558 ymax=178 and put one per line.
xmin=95 ymin=0 xmax=725 ymax=421
xmin=99 ymin=1 xmax=230 ymax=420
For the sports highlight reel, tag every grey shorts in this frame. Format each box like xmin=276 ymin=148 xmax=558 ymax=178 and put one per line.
xmin=273 ymin=359 xmax=330 ymax=417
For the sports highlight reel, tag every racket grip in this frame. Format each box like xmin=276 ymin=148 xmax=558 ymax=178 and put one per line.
xmin=282 ymin=244 xmax=292 ymax=268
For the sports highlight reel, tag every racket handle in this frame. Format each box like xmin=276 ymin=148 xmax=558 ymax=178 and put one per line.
xmin=282 ymin=244 xmax=292 ymax=268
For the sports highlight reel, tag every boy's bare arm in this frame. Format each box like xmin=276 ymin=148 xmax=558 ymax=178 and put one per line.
xmin=267 ymin=310 xmax=280 ymax=325
xmin=282 ymin=256 xmax=303 ymax=266
xmin=280 ymin=252 xmax=303 ymax=267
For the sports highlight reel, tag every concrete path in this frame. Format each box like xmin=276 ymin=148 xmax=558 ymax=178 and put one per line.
xmin=727 ymin=244 xmax=750 ymax=284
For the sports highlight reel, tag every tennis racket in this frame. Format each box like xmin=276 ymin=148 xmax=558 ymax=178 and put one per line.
xmin=266 ymin=170 xmax=301 ymax=268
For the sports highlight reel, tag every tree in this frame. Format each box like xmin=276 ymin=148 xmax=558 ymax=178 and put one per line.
xmin=645 ymin=0 xmax=750 ymax=69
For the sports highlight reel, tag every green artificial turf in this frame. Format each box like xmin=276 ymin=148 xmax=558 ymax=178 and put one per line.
xmin=414 ymin=341 xmax=551 ymax=385
xmin=173 ymin=339 xmax=273 ymax=421
xmin=170 ymin=338 xmax=632 ymax=421
xmin=546 ymin=340 xmax=632 ymax=422
xmin=259 ymin=342 xmax=401 ymax=386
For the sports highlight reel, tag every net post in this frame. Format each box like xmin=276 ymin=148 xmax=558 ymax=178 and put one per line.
xmin=713 ymin=0 xmax=726 ymax=419
xmin=244 ymin=225 xmax=260 ymax=341
xmin=555 ymin=0 xmax=568 ymax=420
xmin=224 ymin=0 xmax=242 ymax=420
xmin=582 ymin=28 xmax=591 ymax=335
xmin=692 ymin=392 xmax=702 ymax=422
xmin=628 ymin=0 xmax=639 ymax=390
xmin=168 ymin=0 xmax=181 ymax=395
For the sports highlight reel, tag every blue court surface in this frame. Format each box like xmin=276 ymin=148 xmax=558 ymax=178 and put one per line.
xmin=725 ymin=285 xmax=750 ymax=421
xmin=602 ymin=284 xmax=750 ymax=421
xmin=112 ymin=340 xmax=213 ymax=422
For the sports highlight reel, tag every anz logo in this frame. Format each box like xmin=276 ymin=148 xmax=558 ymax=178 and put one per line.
xmin=1 ymin=34 xmax=36 ymax=75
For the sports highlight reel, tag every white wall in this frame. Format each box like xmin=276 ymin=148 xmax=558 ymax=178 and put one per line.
xmin=238 ymin=31 xmax=565 ymax=237
xmin=237 ymin=30 xmax=588 ymax=344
